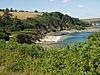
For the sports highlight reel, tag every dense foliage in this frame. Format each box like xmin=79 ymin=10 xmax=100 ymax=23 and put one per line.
xmin=0 ymin=32 xmax=100 ymax=75
xmin=0 ymin=9 xmax=97 ymax=75
xmin=88 ymin=32 xmax=100 ymax=41
xmin=0 ymin=11 xmax=90 ymax=44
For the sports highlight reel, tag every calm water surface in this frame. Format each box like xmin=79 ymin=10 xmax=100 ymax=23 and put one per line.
xmin=57 ymin=32 xmax=93 ymax=47
xmin=39 ymin=32 xmax=93 ymax=48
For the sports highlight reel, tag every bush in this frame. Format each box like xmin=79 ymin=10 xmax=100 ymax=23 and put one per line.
xmin=8 ymin=61 xmax=25 ymax=73
xmin=16 ymin=33 xmax=32 ymax=44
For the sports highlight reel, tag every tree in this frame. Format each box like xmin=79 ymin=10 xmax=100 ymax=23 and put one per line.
xmin=16 ymin=33 xmax=32 ymax=44
xmin=2 ymin=11 xmax=13 ymax=31
xmin=5 ymin=8 xmax=9 ymax=12
xmin=34 ymin=10 xmax=38 ymax=13
xmin=11 ymin=16 xmax=22 ymax=31
xmin=0 ymin=9 xmax=4 ymax=11
xmin=10 ymin=8 xmax=13 ymax=12
xmin=14 ymin=9 xmax=18 ymax=12
xmin=19 ymin=10 xmax=24 ymax=12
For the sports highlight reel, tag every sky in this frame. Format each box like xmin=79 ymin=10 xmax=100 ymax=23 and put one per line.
xmin=0 ymin=0 xmax=100 ymax=19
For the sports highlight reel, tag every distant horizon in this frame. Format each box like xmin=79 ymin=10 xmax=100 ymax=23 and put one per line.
xmin=0 ymin=0 xmax=100 ymax=19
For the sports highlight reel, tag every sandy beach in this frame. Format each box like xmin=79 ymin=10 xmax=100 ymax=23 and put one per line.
xmin=36 ymin=30 xmax=76 ymax=44
xmin=36 ymin=27 xmax=100 ymax=44
xmin=36 ymin=35 xmax=63 ymax=44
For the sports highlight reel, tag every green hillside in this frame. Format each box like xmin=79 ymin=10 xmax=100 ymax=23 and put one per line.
xmin=0 ymin=11 xmax=90 ymax=44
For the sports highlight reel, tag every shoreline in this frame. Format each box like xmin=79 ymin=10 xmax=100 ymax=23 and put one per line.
xmin=36 ymin=35 xmax=63 ymax=44
xmin=36 ymin=27 xmax=100 ymax=44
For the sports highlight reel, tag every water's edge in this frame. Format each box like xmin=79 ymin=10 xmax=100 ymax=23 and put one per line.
xmin=37 ymin=32 xmax=93 ymax=48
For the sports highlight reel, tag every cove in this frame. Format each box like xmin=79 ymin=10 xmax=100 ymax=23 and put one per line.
xmin=56 ymin=32 xmax=93 ymax=48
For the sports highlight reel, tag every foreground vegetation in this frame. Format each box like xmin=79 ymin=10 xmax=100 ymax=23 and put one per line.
xmin=0 ymin=32 xmax=100 ymax=75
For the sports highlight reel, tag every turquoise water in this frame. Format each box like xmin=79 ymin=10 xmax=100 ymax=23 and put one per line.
xmin=96 ymin=23 xmax=100 ymax=26
xmin=57 ymin=32 xmax=93 ymax=47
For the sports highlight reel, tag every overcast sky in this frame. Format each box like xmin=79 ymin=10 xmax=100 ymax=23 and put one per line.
xmin=0 ymin=0 xmax=100 ymax=19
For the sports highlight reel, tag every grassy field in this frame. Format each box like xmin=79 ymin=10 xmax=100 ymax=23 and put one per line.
xmin=81 ymin=18 xmax=100 ymax=23
xmin=0 ymin=12 xmax=42 ymax=19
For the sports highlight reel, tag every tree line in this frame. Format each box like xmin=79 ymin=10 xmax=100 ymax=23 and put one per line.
xmin=0 ymin=8 xmax=39 ymax=12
